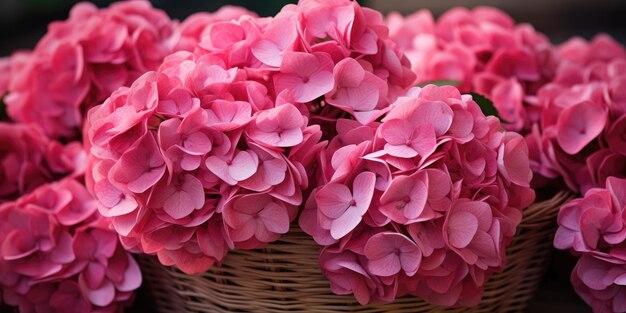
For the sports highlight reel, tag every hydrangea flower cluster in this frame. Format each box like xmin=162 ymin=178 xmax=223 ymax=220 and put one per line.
xmin=0 ymin=178 xmax=142 ymax=313
xmin=186 ymin=0 xmax=416 ymax=134
xmin=0 ymin=122 xmax=83 ymax=204
xmin=85 ymin=0 xmax=417 ymax=274
xmin=85 ymin=50 xmax=325 ymax=274
xmin=299 ymin=85 xmax=535 ymax=306
xmin=387 ymin=7 xmax=554 ymax=133
xmin=2 ymin=0 xmax=178 ymax=140
xmin=527 ymin=34 xmax=626 ymax=193
xmin=555 ymin=177 xmax=626 ymax=313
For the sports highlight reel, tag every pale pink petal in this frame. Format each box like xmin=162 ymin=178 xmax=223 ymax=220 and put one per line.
xmin=316 ymin=183 xmax=352 ymax=219
xmin=447 ymin=211 xmax=479 ymax=248
xmin=557 ymin=101 xmax=608 ymax=154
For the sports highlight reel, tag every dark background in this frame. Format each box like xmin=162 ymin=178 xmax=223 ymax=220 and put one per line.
xmin=1 ymin=0 xmax=625 ymax=56
xmin=2 ymin=0 xmax=622 ymax=312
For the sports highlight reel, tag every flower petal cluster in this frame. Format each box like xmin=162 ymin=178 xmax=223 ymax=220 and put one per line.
xmin=0 ymin=178 xmax=141 ymax=313
xmin=300 ymin=84 xmax=535 ymax=306
xmin=527 ymin=35 xmax=626 ymax=193
xmin=0 ymin=122 xmax=84 ymax=203
xmin=186 ymin=0 xmax=416 ymax=134
xmin=3 ymin=1 xmax=178 ymax=139
xmin=86 ymin=0 xmax=417 ymax=275
xmin=387 ymin=7 xmax=554 ymax=133
xmin=555 ymin=177 xmax=626 ymax=312
xmin=86 ymin=50 xmax=324 ymax=274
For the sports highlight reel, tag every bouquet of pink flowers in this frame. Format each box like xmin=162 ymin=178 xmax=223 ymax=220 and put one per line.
xmin=85 ymin=0 xmax=416 ymax=275
xmin=527 ymin=35 xmax=626 ymax=193
xmin=300 ymin=84 xmax=535 ymax=305
xmin=0 ymin=179 xmax=141 ymax=313
xmin=387 ymin=7 xmax=554 ymax=134
xmin=0 ymin=0 xmax=624 ymax=312
xmin=0 ymin=1 xmax=255 ymax=311
xmin=555 ymin=177 xmax=626 ymax=312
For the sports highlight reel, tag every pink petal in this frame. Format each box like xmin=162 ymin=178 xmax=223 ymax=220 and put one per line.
xmin=412 ymin=100 xmax=454 ymax=136
xmin=259 ymin=202 xmax=290 ymax=234
xmin=2 ymin=229 xmax=37 ymax=260
xmin=94 ymin=180 xmax=138 ymax=217
xmin=229 ymin=150 xmax=259 ymax=182
xmin=316 ymin=183 xmax=352 ymax=219
xmin=380 ymin=119 xmax=413 ymax=146
xmin=84 ymin=262 xmax=106 ymax=289
xmin=115 ymin=255 xmax=142 ymax=292
xmin=205 ymin=155 xmax=236 ymax=185
xmin=333 ymin=58 xmax=366 ymax=87
xmin=499 ymin=135 xmax=532 ymax=187
xmin=206 ymin=100 xmax=252 ymax=131
xmin=330 ymin=206 xmax=363 ymax=240
xmin=262 ymin=158 xmax=287 ymax=186
xmin=384 ymin=144 xmax=418 ymax=158
xmin=557 ymin=100 xmax=608 ymax=154
xmin=447 ymin=211 xmax=479 ymax=248
xmin=163 ymin=174 xmax=205 ymax=219
xmin=410 ymin=124 xmax=437 ymax=157
xmin=352 ymin=171 xmax=377 ymax=212
xmin=367 ymin=252 xmax=401 ymax=277
xmin=81 ymin=277 xmax=115 ymax=307
xmin=252 ymin=40 xmax=284 ymax=67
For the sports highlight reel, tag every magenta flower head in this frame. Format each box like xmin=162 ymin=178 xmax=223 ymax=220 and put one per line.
xmin=0 ymin=122 xmax=84 ymax=203
xmin=555 ymin=177 xmax=626 ymax=312
xmin=185 ymin=0 xmax=416 ymax=135
xmin=300 ymin=84 xmax=535 ymax=306
xmin=0 ymin=178 xmax=141 ymax=313
xmin=85 ymin=0 xmax=418 ymax=275
xmin=387 ymin=7 xmax=555 ymax=134
xmin=527 ymin=35 xmax=626 ymax=193
xmin=2 ymin=0 xmax=178 ymax=140
xmin=86 ymin=48 xmax=324 ymax=274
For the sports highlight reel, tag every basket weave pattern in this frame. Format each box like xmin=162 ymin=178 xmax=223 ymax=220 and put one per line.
xmin=140 ymin=190 xmax=573 ymax=313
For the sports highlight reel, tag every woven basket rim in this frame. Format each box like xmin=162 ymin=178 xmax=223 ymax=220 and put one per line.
xmin=140 ymin=189 xmax=575 ymax=313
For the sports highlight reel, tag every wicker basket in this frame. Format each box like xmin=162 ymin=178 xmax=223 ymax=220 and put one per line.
xmin=140 ymin=190 xmax=573 ymax=313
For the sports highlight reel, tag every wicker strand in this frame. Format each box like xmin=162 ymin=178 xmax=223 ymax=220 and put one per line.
xmin=139 ymin=190 xmax=573 ymax=313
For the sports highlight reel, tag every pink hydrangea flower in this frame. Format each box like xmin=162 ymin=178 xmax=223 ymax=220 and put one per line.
xmin=86 ymin=51 xmax=322 ymax=274
xmin=186 ymin=0 xmax=416 ymax=136
xmin=387 ymin=7 xmax=555 ymax=134
xmin=86 ymin=0 xmax=417 ymax=275
xmin=555 ymin=177 xmax=626 ymax=262
xmin=300 ymin=84 xmax=535 ymax=306
xmin=555 ymin=177 xmax=626 ymax=312
xmin=0 ymin=123 xmax=84 ymax=203
xmin=528 ymin=35 xmax=626 ymax=193
xmin=571 ymin=255 xmax=626 ymax=313
xmin=0 ymin=178 xmax=141 ymax=313
xmin=2 ymin=1 xmax=178 ymax=140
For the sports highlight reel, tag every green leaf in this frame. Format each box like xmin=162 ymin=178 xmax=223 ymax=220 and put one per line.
xmin=417 ymin=80 xmax=461 ymax=87
xmin=468 ymin=92 xmax=511 ymax=124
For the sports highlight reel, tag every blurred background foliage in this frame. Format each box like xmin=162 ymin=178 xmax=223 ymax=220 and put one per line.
xmin=1 ymin=0 xmax=624 ymax=55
